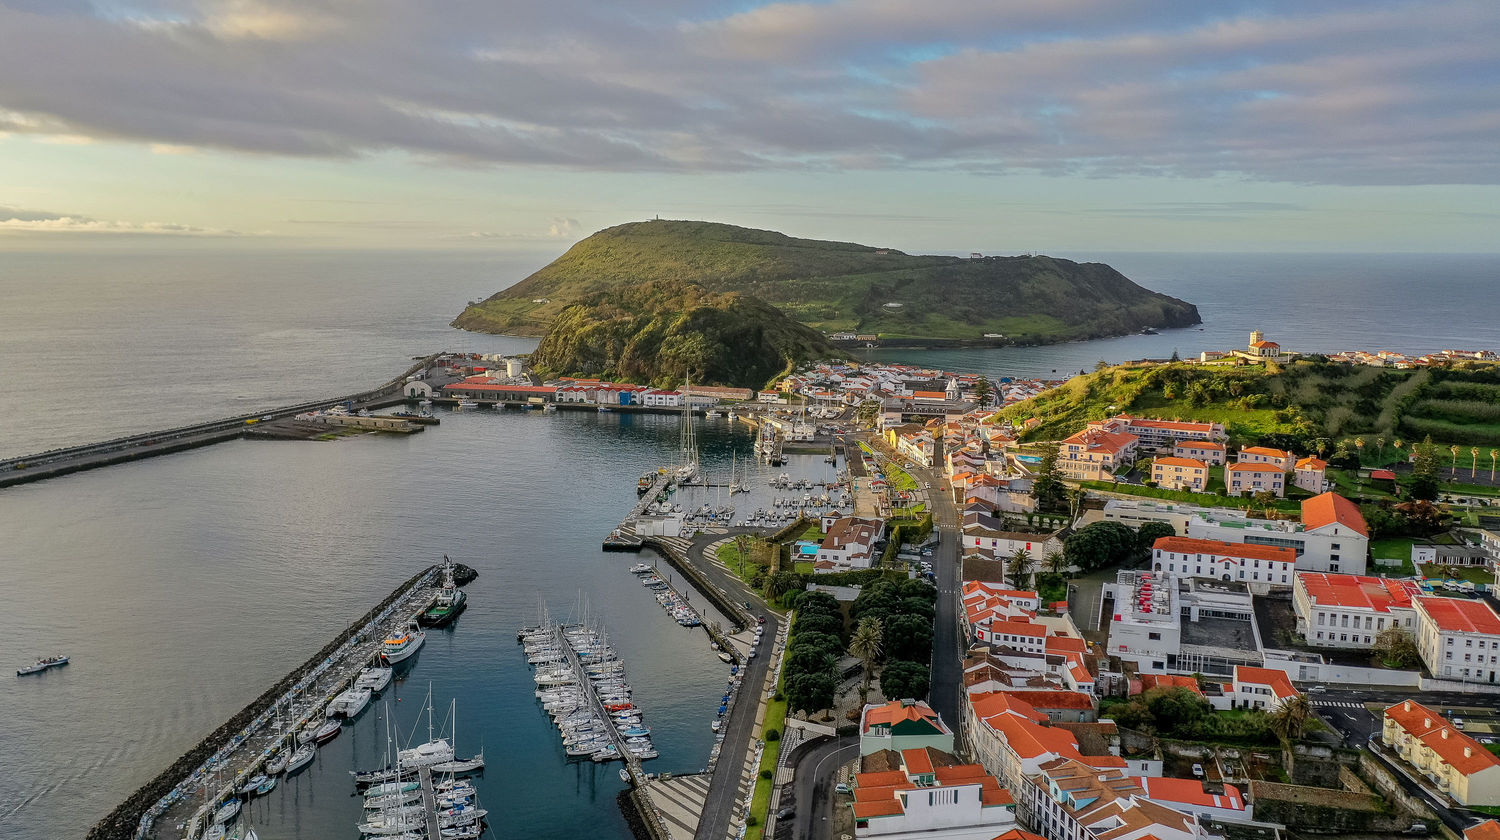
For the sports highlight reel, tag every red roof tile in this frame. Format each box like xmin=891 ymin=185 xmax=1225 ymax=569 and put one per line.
xmin=1417 ymin=596 xmax=1500 ymax=635
xmin=1301 ymin=492 xmax=1369 ymax=537
xmin=1153 ymin=536 xmax=1296 ymax=564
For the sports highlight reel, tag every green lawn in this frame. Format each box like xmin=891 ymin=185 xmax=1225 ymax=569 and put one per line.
xmin=1076 ymin=480 xmax=1302 ymax=513
xmin=1419 ymin=563 xmax=1495 ymax=585
xmin=794 ymin=561 xmax=814 ymax=574
xmin=718 ymin=542 xmax=770 ymax=585
xmin=1371 ymin=537 xmax=1417 ymax=563
xmin=746 ymin=695 xmax=790 ymax=840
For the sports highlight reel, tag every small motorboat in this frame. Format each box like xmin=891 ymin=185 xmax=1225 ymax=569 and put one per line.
xmin=255 ymin=775 xmax=277 ymax=796
xmin=239 ymin=774 xmax=268 ymax=796
xmin=717 ymin=652 xmax=733 ymax=663
xmin=711 ymin=720 xmax=721 ymax=732
xmin=16 ymin=655 xmax=68 ymax=676
xmin=313 ymin=718 xmax=342 ymax=744
xmin=285 ymin=743 xmax=315 ymax=773
xmin=619 ymin=768 xmax=632 ymax=783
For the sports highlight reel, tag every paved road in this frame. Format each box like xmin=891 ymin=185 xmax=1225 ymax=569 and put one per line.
xmin=681 ymin=534 xmax=780 ymax=840
xmin=790 ymin=736 xmax=857 ymax=840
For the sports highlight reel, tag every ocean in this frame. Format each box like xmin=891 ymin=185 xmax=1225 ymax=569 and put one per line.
xmin=0 ymin=249 xmax=1497 ymax=840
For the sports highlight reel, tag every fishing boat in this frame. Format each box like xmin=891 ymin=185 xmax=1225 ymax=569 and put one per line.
xmin=456 ymin=399 xmax=479 ymax=409
xmin=329 ymin=686 xmax=372 ymax=717
xmin=380 ymin=621 xmax=426 ymax=664
xmin=285 ymin=743 xmax=315 ymax=773
xmin=419 ymin=558 xmax=468 ymax=627
xmin=16 ymin=655 xmax=68 ymax=676
xmin=313 ymin=718 xmax=342 ymax=744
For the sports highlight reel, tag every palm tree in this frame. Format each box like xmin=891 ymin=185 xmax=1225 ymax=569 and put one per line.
xmin=1393 ymin=439 xmax=1405 ymax=461
xmin=1007 ymin=548 xmax=1032 ymax=591
xmin=1451 ymin=444 xmax=1462 ymax=476
xmin=762 ymin=571 xmax=796 ymax=605
xmin=1044 ymin=550 xmax=1068 ymax=577
xmin=1269 ymin=693 xmax=1313 ymax=774
xmin=1067 ymin=488 xmax=1087 ymax=523
xmin=849 ymin=617 xmax=884 ymax=703
xmin=1491 ymin=449 xmax=1499 ymax=483
xmin=1375 ymin=436 xmax=1386 ymax=463
xmin=1472 ymin=447 xmax=1481 ymax=479
xmin=1354 ymin=437 xmax=1365 ymax=465
xmin=1314 ymin=438 xmax=1329 ymax=459
xmin=733 ymin=533 xmax=753 ymax=579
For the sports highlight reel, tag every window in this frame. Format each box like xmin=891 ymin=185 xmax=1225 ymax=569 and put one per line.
xmin=1318 ymin=614 xmax=1326 ymax=626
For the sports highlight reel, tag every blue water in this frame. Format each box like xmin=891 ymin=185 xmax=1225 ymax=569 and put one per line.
xmin=0 ymin=248 xmax=1497 ymax=840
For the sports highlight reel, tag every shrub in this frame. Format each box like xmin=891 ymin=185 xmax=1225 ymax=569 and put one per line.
xmin=765 ymin=728 xmax=780 ymax=742
xmin=760 ymin=769 xmax=773 ymax=780
xmin=746 ymin=816 xmax=758 ymax=827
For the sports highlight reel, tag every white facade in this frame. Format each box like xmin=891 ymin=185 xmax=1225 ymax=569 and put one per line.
xmin=1292 ymin=573 xmax=1419 ymax=650
xmin=1186 ymin=510 xmax=1367 ymax=575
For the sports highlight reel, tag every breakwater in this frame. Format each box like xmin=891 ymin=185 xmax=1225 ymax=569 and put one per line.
xmin=0 ymin=353 xmax=440 ymax=490
xmin=640 ymin=538 xmax=750 ymax=637
xmin=86 ymin=563 xmax=462 ymax=840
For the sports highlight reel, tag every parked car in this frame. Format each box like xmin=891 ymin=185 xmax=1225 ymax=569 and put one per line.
xmin=835 ymin=783 xmax=852 ymax=795
xmin=776 ymin=808 xmax=795 ymax=820
xmin=1309 ymin=685 xmax=1327 ymax=693
xmin=1191 ymin=763 xmax=1204 ymax=778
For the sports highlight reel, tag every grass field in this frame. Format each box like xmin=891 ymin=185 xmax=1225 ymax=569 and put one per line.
xmin=1077 ymin=480 xmax=1302 ymax=513
xmin=745 ymin=694 xmax=789 ymax=840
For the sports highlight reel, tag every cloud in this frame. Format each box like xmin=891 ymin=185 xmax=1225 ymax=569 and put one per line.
xmin=0 ymin=203 xmax=238 ymax=235
xmin=548 ymin=217 xmax=581 ymax=237
xmin=0 ymin=0 xmax=1493 ymax=184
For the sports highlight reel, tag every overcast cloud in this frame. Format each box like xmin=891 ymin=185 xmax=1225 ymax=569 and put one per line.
xmin=0 ymin=0 xmax=1494 ymax=184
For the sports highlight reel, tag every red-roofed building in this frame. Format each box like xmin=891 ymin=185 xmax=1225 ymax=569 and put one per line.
xmin=1058 ymin=427 xmax=1139 ymax=481
xmin=1301 ymin=491 xmax=1370 ymax=538
xmin=1237 ymin=446 xmax=1296 ymax=472
xmin=442 ymin=382 xmax=558 ymax=403
xmin=1139 ymin=674 xmax=1204 ymax=697
xmin=1294 ymin=456 xmax=1329 ymax=493
xmin=850 ymin=747 xmax=1017 ymax=840
xmin=1414 ymin=596 xmax=1500 ymax=682
xmin=1134 ymin=775 xmax=1250 ymax=822
xmin=1152 ymin=536 xmax=1296 ymax=588
xmin=1226 ymin=461 xmax=1285 ymax=498
xmin=1174 ymin=440 xmax=1226 ymax=466
xmin=1023 ymin=757 xmax=1207 ymax=840
xmin=1230 ymin=665 xmax=1298 ymax=711
xmin=1384 ymin=699 xmax=1500 ymax=805
xmin=861 ymin=699 xmax=955 ymax=756
xmin=1466 ymin=819 xmax=1500 ymax=840
xmin=965 ymin=692 xmax=1127 ymax=794
xmin=1293 ymin=572 xmax=1422 ymax=649
xmin=1101 ymin=414 xmax=1227 ymax=451
xmin=1152 ymin=457 xmax=1210 ymax=492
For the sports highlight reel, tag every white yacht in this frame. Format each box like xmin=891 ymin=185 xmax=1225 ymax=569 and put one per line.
xmin=398 ymin=738 xmax=455 ymax=769
xmin=330 ymin=686 xmax=372 ymax=718
xmin=356 ymin=666 xmax=393 ymax=693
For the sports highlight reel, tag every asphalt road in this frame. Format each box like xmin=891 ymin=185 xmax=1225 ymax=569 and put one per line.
xmin=786 ymin=736 xmax=857 ymax=840
xmin=683 ymin=534 xmax=780 ymax=840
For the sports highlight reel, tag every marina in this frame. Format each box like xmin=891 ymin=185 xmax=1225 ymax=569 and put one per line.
xmin=87 ymin=563 xmax=466 ymax=840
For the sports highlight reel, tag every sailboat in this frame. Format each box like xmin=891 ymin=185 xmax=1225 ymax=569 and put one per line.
xmin=673 ymin=376 xmax=700 ymax=484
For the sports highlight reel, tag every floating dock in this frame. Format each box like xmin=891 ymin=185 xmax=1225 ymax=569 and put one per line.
xmin=88 ymin=565 xmax=454 ymax=840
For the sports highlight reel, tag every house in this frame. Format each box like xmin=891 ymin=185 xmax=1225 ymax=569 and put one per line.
xmin=1226 ymin=462 xmax=1285 ymax=498
xmin=1384 ymin=699 xmax=1500 ymax=805
xmin=403 ymin=379 xmax=433 ymax=400
xmin=817 ymin=516 xmax=884 ymax=571
xmin=850 ymin=748 xmax=1016 ymax=840
xmin=442 ymin=382 xmax=557 ymax=403
xmin=1152 ymin=457 xmax=1210 ymax=492
xmin=1102 ymin=415 xmax=1227 ymax=451
xmin=964 ymin=692 xmax=1126 ymax=793
xmin=1057 ymin=428 xmax=1138 ymax=481
xmin=1151 ymin=536 xmax=1296 ymax=589
xmin=1413 ymin=596 xmax=1500 ymax=684
xmin=1133 ymin=776 xmax=1251 ymax=823
xmin=1466 ymin=820 xmax=1500 ymax=840
xmin=1229 ymin=665 xmax=1299 ymax=710
xmin=860 ymin=699 xmax=956 ymax=756
xmin=1184 ymin=492 xmax=1369 ymax=575
xmin=1022 ymin=758 xmax=1212 ymax=840
xmin=1236 ymin=446 xmax=1296 ymax=473
xmin=1294 ymin=456 xmax=1329 ymax=493
xmin=640 ymin=389 xmax=683 ymax=407
xmin=1292 ymin=572 xmax=1422 ymax=649
xmin=1174 ymin=440 xmax=1226 ymax=466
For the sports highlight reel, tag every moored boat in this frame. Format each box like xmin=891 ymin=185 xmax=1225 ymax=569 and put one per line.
xmin=380 ymin=621 xmax=426 ymax=664
xmin=330 ymin=686 xmax=372 ymax=718
xmin=285 ymin=743 xmax=315 ymax=773
xmin=313 ymin=718 xmax=342 ymax=744
xmin=16 ymin=655 xmax=68 ymax=676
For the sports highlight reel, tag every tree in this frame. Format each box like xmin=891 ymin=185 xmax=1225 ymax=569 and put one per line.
xmin=1451 ymin=444 xmax=1462 ymax=476
xmin=786 ymin=671 xmax=837 ymax=714
xmin=849 ymin=617 xmax=884 ymax=703
xmin=1374 ymin=626 xmax=1420 ymax=668
xmin=1032 ymin=450 xmax=1067 ymax=511
xmin=1064 ymin=521 xmax=1138 ymax=572
xmin=1135 ymin=522 xmax=1177 ymax=560
xmin=1007 ymin=548 xmax=1032 ymax=591
xmin=791 ymin=612 xmax=845 ymax=641
xmin=1492 ymin=448 xmax=1499 ymax=482
xmin=973 ymin=378 xmax=992 ymax=405
xmin=1375 ymin=436 xmax=1386 ymax=462
xmin=1410 ymin=436 xmax=1441 ymax=501
xmin=1170 ymin=348 xmax=1181 ymax=362
xmin=1095 ymin=359 xmax=1110 ymax=372
xmin=791 ymin=631 xmax=844 ymax=659
xmin=1044 ymin=550 xmax=1068 ymax=577
xmin=879 ymin=659 xmax=930 ymax=701
xmin=1472 ymin=446 xmax=1481 ymax=479
xmin=1269 ymin=693 xmax=1313 ymax=775
xmin=733 ymin=533 xmax=753 ymax=579
xmin=1354 ymin=437 xmax=1365 ymax=465
xmin=885 ymin=614 xmax=935 ymax=663
xmin=763 ymin=571 xmax=799 ymax=604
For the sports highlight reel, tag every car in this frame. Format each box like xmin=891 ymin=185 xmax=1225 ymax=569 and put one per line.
xmin=904 ymin=462 xmax=913 ymax=469
xmin=1403 ymin=823 xmax=1429 ymax=835
xmin=1191 ymin=763 xmax=1204 ymax=778
xmin=924 ymin=482 xmax=931 ymax=489
xmin=757 ymin=616 xmax=766 ymax=625
xmin=835 ymin=783 xmax=852 ymax=795
xmin=921 ymin=549 xmax=933 ymax=557
xmin=1454 ymin=717 xmax=1465 ymax=728
xmin=1309 ymin=685 xmax=1327 ymax=693
xmin=776 ymin=808 xmax=795 ymax=820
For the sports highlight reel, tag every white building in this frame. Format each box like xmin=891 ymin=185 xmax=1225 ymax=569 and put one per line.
xmin=1151 ymin=536 xmax=1296 ymax=590
xmin=1185 ymin=492 xmax=1369 ymax=575
xmin=851 ymin=749 xmax=1016 ymax=840
xmin=816 ymin=516 xmax=884 ymax=571
xmin=1228 ymin=665 xmax=1299 ymax=711
xmin=1292 ymin=572 xmax=1422 ymax=649
xmin=1414 ymin=596 xmax=1500 ymax=685
xmin=1105 ymin=571 xmax=1262 ymax=677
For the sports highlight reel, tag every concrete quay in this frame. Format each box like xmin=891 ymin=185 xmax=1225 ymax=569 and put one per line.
xmin=1 ymin=353 xmax=440 ymax=490
xmin=88 ymin=565 xmax=448 ymax=840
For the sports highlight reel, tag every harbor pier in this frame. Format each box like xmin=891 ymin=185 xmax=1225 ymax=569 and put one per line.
xmin=88 ymin=564 xmax=457 ymax=840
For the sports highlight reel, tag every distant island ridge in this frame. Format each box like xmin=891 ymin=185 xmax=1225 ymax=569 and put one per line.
xmin=452 ymin=220 xmax=1201 ymax=388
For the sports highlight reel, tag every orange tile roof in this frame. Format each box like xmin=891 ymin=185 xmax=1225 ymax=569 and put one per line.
xmin=1417 ymin=596 xmax=1500 ymax=635
xmin=1140 ymin=674 xmax=1204 ymax=696
xmin=1298 ymin=572 xmax=1420 ymax=612
xmin=1240 ymin=446 xmax=1292 ymax=459
xmin=1135 ymin=776 xmax=1245 ymax=810
xmin=1226 ymin=461 xmax=1281 ymax=472
xmin=902 ymin=747 xmax=935 ymax=775
xmin=1301 ymin=492 xmax=1369 ymax=537
xmin=981 ymin=788 xmax=1015 ymax=806
xmin=1152 ymin=457 xmax=1208 ymax=469
xmin=1234 ymin=665 xmax=1298 ymax=700
xmin=1386 ymin=699 xmax=1500 ymax=776
xmin=1296 ymin=456 xmax=1328 ymax=470
xmin=992 ymin=830 xmax=1048 ymax=840
xmin=1015 ymin=690 xmax=1096 ymax=710
xmin=852 ymin=799 xmax=905 ymax=818
xmin=1153 ymin=536 xmax=1296 ymax=564
xmin=990 ymin=619 xmax=1047 ymax=638
xmin=970 ymin=691 xmax=1047 ymax=724
xmin=863 ymin=699 xmax=943 ymax=732
xmin=1116 ymin=416 xmax=1220 ymax=433
xmin=1176 ymin=440 xmax=1226 ymax=450
xmin=1466 ymin=819 xmax=1500 ymax=840
xmin=855 ymin=770 xmax=913 ymax=788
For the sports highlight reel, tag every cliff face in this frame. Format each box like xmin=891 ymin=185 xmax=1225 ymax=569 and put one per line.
xmin=453 ymin=219 xmax=1199 ymax=342
xmin=528 ymin=281 xmax=832 ymax=389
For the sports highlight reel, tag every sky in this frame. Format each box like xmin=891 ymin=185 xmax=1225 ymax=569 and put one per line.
xmin=0 ymin=0 xmax=1497 ymax=253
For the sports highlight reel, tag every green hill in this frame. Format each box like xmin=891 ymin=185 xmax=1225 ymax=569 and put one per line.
xmin=453 ymin=220 xmax=1199 ymax=342
xmin=1001 ymin=359 xmax=1500 ymax=451
xmin=528 ymin=281 xmax=831 ymax=389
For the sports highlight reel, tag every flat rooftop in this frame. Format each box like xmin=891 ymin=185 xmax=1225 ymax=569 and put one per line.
xmin=1182 ymin=615 xmax=1258 ymax=653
